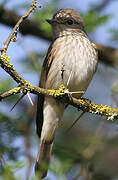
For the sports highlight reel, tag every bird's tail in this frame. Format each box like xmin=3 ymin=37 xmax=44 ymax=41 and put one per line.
xmin=35 ymin=140 xmax=53 ymax=179
xmin=35 ymin=97 xmax=64 ymax=179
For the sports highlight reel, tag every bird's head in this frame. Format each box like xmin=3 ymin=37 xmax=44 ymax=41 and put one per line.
xmin=46 ymin=9 xmax=86 ymax=39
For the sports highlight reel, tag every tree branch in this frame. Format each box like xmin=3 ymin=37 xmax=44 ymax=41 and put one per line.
xmin=97 ymin=42 xmax=118 ymax=68
xmin=0 ymin=5 xmax=51 ymax=41
xmin=0 ymin=6 xmax=118 ymax=68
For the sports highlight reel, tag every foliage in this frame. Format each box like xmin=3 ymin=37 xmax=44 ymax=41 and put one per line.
xmin=83 ymin=10 xmax=111 ymax=33
xmin=0 ymin=79 xmax=13 ymax=93
xmin=0 ymin=113 xmax=22 ymax=161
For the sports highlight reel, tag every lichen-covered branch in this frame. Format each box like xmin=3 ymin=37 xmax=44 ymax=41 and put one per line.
xmin=0 ymin=0 xmax=118 ymax=122
xmin=0 ymin=52 xmax=33 ymax=85
xmin=69 ymin=97 xmax=118 ymax=120
xmin=0 ymin=76 xmax=118 ymax=121
xmin=0 ymin=86 xmax=22 ymax=101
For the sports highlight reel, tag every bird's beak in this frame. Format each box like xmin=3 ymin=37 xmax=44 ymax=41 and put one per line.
xmin=46 ymin=19 xmax=57 ymax=25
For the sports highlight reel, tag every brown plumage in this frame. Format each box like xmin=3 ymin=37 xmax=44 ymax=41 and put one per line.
xmin=35 ymin=8 xmax=98 ymax=179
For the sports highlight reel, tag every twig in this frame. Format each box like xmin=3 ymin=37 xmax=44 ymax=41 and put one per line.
xmin=65 ymin=111 xmax=85 ymax=133
xmin=1 ymin=0 xmax=38 ymax=53
xmin=0 ymin=86 xmax=22 ymax=101
xmin=70 ymin=97 xmax=118 ymax=120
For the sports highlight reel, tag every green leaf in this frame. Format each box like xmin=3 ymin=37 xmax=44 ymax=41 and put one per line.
xmin=0 ymin=79 xmax=12 ymax=93
xmin=83 ymin=11 xmax=112 ymax=33
xmin=1 ymin=161 xmax=25 ymax=180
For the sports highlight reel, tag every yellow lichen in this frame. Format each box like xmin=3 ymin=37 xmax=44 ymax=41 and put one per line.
xmin=48 ymin=84 xmax=67 ymax=97
xmin=76 ymin=98 xmax=118 ymax=120
xmin=8 ymin=87 xmax=21 ymax=94
xmin=24 ymin=81 xmax=32 ymax=88
xmin=0 ymin=52 xmax=13 ymax=68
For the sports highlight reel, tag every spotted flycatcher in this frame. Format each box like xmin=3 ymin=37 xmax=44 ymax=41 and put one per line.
xmin=35 ymin=8 xmax=98 ymax=179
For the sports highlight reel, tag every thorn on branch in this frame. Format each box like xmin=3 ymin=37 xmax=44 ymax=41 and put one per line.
xmin=27 ymin=92 xmax=34 ymax=106
xmin=10 ymin=93 xmax=26 ymax=112
xmin=107 ymin=114 xmax=117 ymax=121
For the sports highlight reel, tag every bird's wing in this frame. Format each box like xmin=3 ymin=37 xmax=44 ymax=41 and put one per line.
xmin=36 ymin=42 xmax=56 ymax=138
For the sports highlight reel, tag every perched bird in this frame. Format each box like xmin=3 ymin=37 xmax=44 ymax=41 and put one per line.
xmin=35 ymin=8 xmax=98 ymax=179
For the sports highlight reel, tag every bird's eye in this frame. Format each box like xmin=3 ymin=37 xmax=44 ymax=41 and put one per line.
xmin=66 ymin=19 xmax=74 ymax=25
